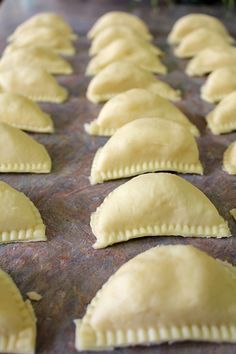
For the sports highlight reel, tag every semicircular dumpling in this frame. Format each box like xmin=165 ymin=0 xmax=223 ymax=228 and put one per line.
xmin=8 ymin=12 xmax=76 ymax=41
xmin=87 ymin=61 xmax=181 ymax=103
xmin=168 ymin=13 xmax=233 ymax=45
xmin=0 ymin=65 xmax=68 ymax=103
xmin=91 ymin=173 xmax=230 ymax=248
xmin=86 ymin=38 xmax=167 ymax=76
xmin=75 ymin=244 xmax=236 ymax=351
xmin=174 ymin=28 xmax=232 ymax=59
xmin=0 ymin=46 xmax=73 ymax=75
xmin=186 ymin=47 xmax=236 ymax=77
xmin=88 ymin=11 xmax=151 ymax=40
xmin=0 ymin=181 xmax=46 ymax=243
xmin=0 ymin=122 xmax=51 ymax=173
xmin=90 ymin=118 xmax=203 ymax=184
xmin=7 ymin=27 xmax=75 ymax=56
xmin=201 ymin=67 xmax=236 ymax=103
xmin=223 ymin=141 xmax=236 ymax=175
xmin=0 ymin=93 xmax=54 ymax=133
xmin=85 ymin=88 xmax=199 ymax=136
xmin=89 ymin=26 xmax=162 ymax=56
xmin=206 ymin=91 xmax=236 ymax=134
xmin=0 ymin=267 xmax=36 ymax=353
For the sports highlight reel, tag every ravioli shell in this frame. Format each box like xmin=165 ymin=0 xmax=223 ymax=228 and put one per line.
xmin=223 ymin=141 xmax=236 ymax=175
xmin=89 ymin=26 xmax=162 ymax=56
xmin=0 ymin=122 xmax=51 ymax=173
xmin=7 ymin=27 xmax=75 ymax=56
xmin=75 ymin=244 xmax=236 ymax=351
xmin=206 ymin=91 xmax=236 ymax=134
xmin=174 ymin=28 xmax=232 ymax=58
xmin=0 ymin=181 xmax=46 ymax=243
xmin=0 ymin=93 xmax=54 ymax=133
xmin=186 ymin=47 xmax=236 ymax=77
xmin=85 ymin=88 xmax=198 ymax=136
xmin=0 ymin=267 xmax=36 ymax=354
xmin=201 ymin=67 xmax=236 ymax=103
xmin=91 ymin=173 xmax=229 ymax=247
xmin=0 ymin=46 xmax=73 ymax=75
xmin=90 ymin=118 xmax=203 ymax=184
xmin=88 ymin=12 xmax=151 ymax=40
xmin=86 ymin=39 xmax=167 ymax=75
xmin=87 ymin=62 xmax=181 ymax=103
xmin=0 ymin=65 xmax=68 ymax=103
xmin=168 ymin=13 xmax=233 ymax=45
xmin=9 ymin=12 xmax=76 ymax=41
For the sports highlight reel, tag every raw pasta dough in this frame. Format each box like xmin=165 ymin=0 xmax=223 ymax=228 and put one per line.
xmin=89 ymin=26 xmax=161 ymax=56
xmin=90 ymin=118 xmax=203 ymax=184
xmin=85 ymin=88 xmax=198 ymax=136
xmin=174 ymin=28 xmax=232 ymax=58
xmin=88 ymin=11 xmax=151 ymax=40
xmin=75 ymin=245 xmax=236 ymax=351
xmin=223 ymin=141 xmax=236 ymax=175
xmin=0 ymin=46 xmax=73 ymax=75
xmin=86 ymin=38 xmax=167 ymax=75
xmin=201 ymin=67 xmax=236 ymax=103
xmin=206 ymin=91 xmax=236 ymax=134
xmin=0 ymin=181 xmax=46 ymax=243
xmin=0 ymin=267 xmax=36 ymax=353
xmin=0 ymin=65 xmax=68 ymax=103
xmin=168 ymin=13 xmax=233 ymax=45
xmin=0 ymin=122 xmax=51 ymax=173
xmin=87 ymin=61 xmax=180 ymax=103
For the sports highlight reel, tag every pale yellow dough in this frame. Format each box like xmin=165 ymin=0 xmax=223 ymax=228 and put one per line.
xmin=91 ymin=173 xmax=230 ymax=248
xmin=0 ymin=92 xmax=54 ymax=133
xmin=174 ymin=28 xmax=232 ymax=58
xmin=0 ymin=267 xmax=36 ymax=354
xmin=88 ymin=11 xmax=152 ymax=40
xmin=230 ymin=209 xmax=236 ymax=221
xmin=89 ymin=26 xmax=162 ymax=56
xmin=223 ymin=141 xmax=236 ymax=175
xmin=86 ymin=39 xmax=167 ymax=76
xmin=206 ymin=91 xmax=236 ymax=135
xmin=6 ymin=27 xmax=75 ymax=56
xmin=168 ymin=13 xmax=233 ymax=45
xmin=0 ymin=46 xmax=73 ymax=75
xmin=27 ymin=292 xmax=42 ymax=302
xmin=75 ymin=244 xmax=236 ymax=351
xmin=201 ymin=67 xmax=236 ymax=103
xmin=0 ymin=181 xmax=46 ymax=243
xmin=0 ymin=65 xmax=68 ymax=103
xmin=0 ymin=122 xmax=51 ymax=173
xmin=186 ymin=47 xmax=236 ymax=77
xmin=87 ymin=61 xmax=181 ymax=103
xmin=90 ymin=118 xmax=203 ymax=184
xmin=85 ymin=88 xmax=198 ymax=136
xmin=8 ymin=12 xmax=76 ymax=41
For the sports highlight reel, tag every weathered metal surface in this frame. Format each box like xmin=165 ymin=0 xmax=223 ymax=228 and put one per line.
xmin=0 ymin=1 xmax=235 ymax=353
